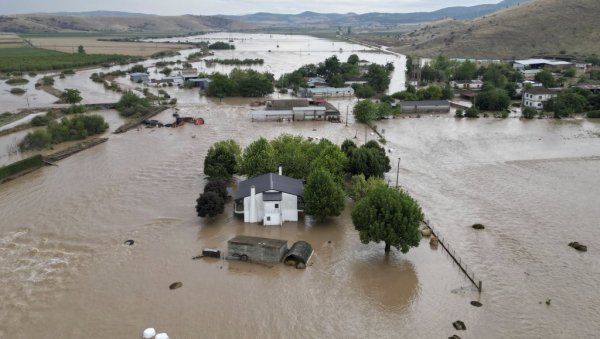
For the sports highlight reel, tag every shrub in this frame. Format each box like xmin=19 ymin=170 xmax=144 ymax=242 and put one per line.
xmin=522 ymin=107 xmax=538 ymax=119
xmin=464 ymin=107 xmax=480 ymax=118
xmin=19 ymin=130 xmax=52 ymax=150
xmin=31 ymin=115 xmax=50 ymax=126
xmin=116 ymin=91 xmax=151 ymax=117
xmin=455 ymin=109 xmax=464 ymax=118
xmin=587 ymin=110 xmax=600 ymax=118
xmin=0 ymin=155 xmax=43 ymax=181
xmin=10 ymin=88 xmax=26 ymax=95
xmin=6 ymin=77 xmax=29 ymax=85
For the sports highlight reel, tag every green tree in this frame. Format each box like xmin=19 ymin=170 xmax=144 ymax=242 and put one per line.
xmin=474 ymin=88 xmax=511 ymax=111
xmin=160 ymin=67 xmax=172 ymax=76
xmin=347 ymin=54 xmax=360 ymax=65
xmin=204 ymin=140 xmax=241 ymax=180
xmin=464 ymin=106 xmax=480 ymax=118
xmin=206 ymin=73 xmax=235 ymax=98
xmin=417 ymin=85 xmax=443 ymax=100
xmin=310 ymin=143 xmax=348 ymax=179
xmin=116 ymin=91 xmax=151 ymax=117
xmin=348 ymin=174 xmax=386 ymax=201
xmin=347 ymin=141 xmax=391 ymax=179
xmin=129 ymin=64 xmax=146 ymax=73
xmin=352 ymin=186 xmax=423 ymax=253
xmin=204 ymin=180 xmax=228 ymax=200
xmin=341 ymin=139 xmax=357 ymax=157
xmin=442 ymin=83 xmax=454 ymax=100
xmin=353 ymin=100 xmax=378 ymax=123
xmin=19 ymin=130 xmax=51 ymax=150
xmin=366 ymin=63 xmax=391 ymax=92
xmin=551 ymin=91 xmax=588 ymax=117
xmin=355 ymin=84 xmax=376 ymax=99
xmin=454 ymin=60 xmax=477 ymax=80
xmin=522 ymin=107 xmax=538 ymax=119
xmin=303 ymin=168 xmax=346 ymax=221
xmin=60 ymin=89 xmax=83 ymax=104
xmin=482 ymin=65 xmax=508 ymax=88
xmin=77 ymin=45 xmax=86 ymax=54
xmin=330 ymin=73 xmax=345 ymax=88
xmin=239 ymin=137 xmax=277 ymax=177
xmin=535 ymin=70 xmax=555 ymax=88
xmin=271 ymin=134 xmax=312 ymax=179
xmin=196 ymin=192 xmax=225 ymax=218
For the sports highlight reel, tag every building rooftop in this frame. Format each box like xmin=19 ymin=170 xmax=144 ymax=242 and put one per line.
xmin=524 ymin=88 xmax=560 ymax=95
xmin=228 ymin=235 xmax=288 ymax=249
xmin=399 ymin=100 xmax=450 ymax=106
xmin=515 ymin=59 xmax=573 ymax=66
xmin=235 ymin=172 xmax=304 ymax=200
xmin=266 ymin=99 xmax=309 ymax=110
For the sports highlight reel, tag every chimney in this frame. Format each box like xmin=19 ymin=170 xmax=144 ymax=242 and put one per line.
xmin=278 ymin=165 xmax=283 ymax=176
xmin=249 ymin=185 xmax=257 ymax=223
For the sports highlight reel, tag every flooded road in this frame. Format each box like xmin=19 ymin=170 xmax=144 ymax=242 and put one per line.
xmin=1 ymin=33 xmax=600 ymax=338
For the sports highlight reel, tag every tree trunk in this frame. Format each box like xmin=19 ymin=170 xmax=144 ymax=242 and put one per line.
xmin=385 ymin=242 xmax=391 ymax=252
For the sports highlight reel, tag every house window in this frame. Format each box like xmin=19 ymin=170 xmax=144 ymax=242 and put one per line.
xmin=266 ymin=216 xmax=271 ymax=221
xmin=275 ymin=204 xmax=279 ymax=209
xmin=539 ymin=96 xmax=542 ymax=99
xmin=538 ymin=103 xmax=542 ymax=107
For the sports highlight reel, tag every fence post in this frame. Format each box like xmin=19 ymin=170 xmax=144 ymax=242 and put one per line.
xmin=478 ymin=281 xmax=482 ymax=292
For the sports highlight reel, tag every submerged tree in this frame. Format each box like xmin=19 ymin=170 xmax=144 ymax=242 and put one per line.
xmin=196 ymin=191 xmax=225 ymax=218
xmin=303 ymin=168 xmax=346 ymax=222
xmin=204 ymin=139 xmax=241 ymax=180
xmin=352 ymin=186 xmax=423 ymax=253
xmin=239 ymin=137 xmax=277 ymax=178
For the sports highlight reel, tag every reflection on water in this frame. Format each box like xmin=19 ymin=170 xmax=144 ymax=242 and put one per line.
xmin=0 ymin=33 xmax=599 ymax=338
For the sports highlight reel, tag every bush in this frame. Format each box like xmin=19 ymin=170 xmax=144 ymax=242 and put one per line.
xmin=522 ymin=107 xmax=538 ymax=119
xmin=63 ymin=104 xmax=87 ymax=114
xmin=587 ymin=110 xmax=600 ymax=118
xmin=464 ymin=107 xmax=480 ymax=118
xmin=20 ymin=114 xmax=108 ymax=150
xmin=19 ymin=130 xmax=52 ymax=150
xmin=0 ymin=155 xmax=43 ymax=181
xmin=10 ymin=88 xmax=26 ymax=95
xmin=455 ymin=109 xmax=464 ymax=118
xmin=31 ymin=115 xmax=50 ymax=126
xmin=116 ymin=91 xmax=151 ymax=117
xmin=6 ymin=77 xmax=29 ymax=85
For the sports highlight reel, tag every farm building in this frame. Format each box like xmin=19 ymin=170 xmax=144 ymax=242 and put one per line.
xmin=180 ymin=68 xmax=199 ymax=80
xmin=450 ymin=80 xmax=483 ymax=90
xmin=399 ymin=100 xmax=450 ymax=113
xmin=284 ymin=241 xmax=314 ymax=267
xmin=304 ymin=87 xmax=354 ymax=98
xmin=187 ymin=78 xmax=211 ymax=89
xmin=129 ymin=73 xmax=149 ymax=83
xmin=227 ymin=235 xmax=288 ymax=263
xmin=234 ymin=167 xmax=304 ymax=226
xmin=251 ymin=99 xmax=340 ymax=122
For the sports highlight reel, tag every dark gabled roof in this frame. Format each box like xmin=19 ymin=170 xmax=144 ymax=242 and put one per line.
xmin=399 ymin=100 xmax=449 ymax=107
xmin=263 ymin=192 xmax=282 ymax=201
xmin=235 ymin=173 xmax=304 ymax=200
xmin=524 ymin=87 xmax=560 ymax=95
xmin=266 ymin=99 xmax=309 ymax=110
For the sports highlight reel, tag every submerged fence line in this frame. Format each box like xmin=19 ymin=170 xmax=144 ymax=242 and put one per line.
xmin=425 ymin=220 xmax=483 ymax=293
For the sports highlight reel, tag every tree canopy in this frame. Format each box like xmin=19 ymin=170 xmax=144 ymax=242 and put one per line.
xmin=207 ymin=69 xmax=274 ymax=98
xmin=238 ymin=137 xmax=277 ymax=178
xmin=204 ymin=139 xmax=241 ymax=180
xmin=352 ymin=186 xmax=423 ymax=253
xmin=303 ymin=168 xmax=346 ymax=221
xmin=196 ymin=191 xmax=225 ymax=218
xmin=60 ymin=88 xmax=83 ymax=104
xmin=347 ymin=141 xmax=391 ymax=179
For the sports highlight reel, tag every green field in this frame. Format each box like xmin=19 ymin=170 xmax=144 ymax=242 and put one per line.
xmin=0 ymin=47 xmax=142 ymax=72
xmin=19 ymin=31 xmax=200 ymax=39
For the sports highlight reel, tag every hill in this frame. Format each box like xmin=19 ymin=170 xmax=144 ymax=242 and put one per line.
xmin=393 ymin=0 xmax=600 ymax=59
xmin=0 ymin=14 xmax=250 ymax=33
xmin=50 ymin=11 xmax=155 ymax=17
xmin=220 ymin=0 xmax=527 ymax=27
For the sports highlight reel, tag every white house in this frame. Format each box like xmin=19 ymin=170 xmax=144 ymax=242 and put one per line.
xmin=522 ymin=88 xmax=559 ymax=109
xmin=234 ymin=168 xmax=304 ymax=226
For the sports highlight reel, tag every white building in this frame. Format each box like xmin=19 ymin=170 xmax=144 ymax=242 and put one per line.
xmin=522 ymin=88 xmax=559 ymax=110
xmin=450 ymin=80 xmax=483 ymax=90
xmin=305 ymin=86 xmax=354 ymax=98
xmin=234 ymin=168 xmax=304 ymax=226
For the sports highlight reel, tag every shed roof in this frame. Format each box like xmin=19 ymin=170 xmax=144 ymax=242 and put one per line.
xmin=515 ymin=59 xmax=573 ymax=66
xmin=266 ymin=99 xmax=309 ymax=110
xmin=399 ymin=100 xmax=450 ymax=107
xmin=284 ymin=241 xmax=314 ymax=264
xmin=235 ymin=173 xmax=304 ymax=200
xmin=524 ymin=88 xmax=560 ymax=95
xmin=228 ymin=235 xmax=288 ymax=249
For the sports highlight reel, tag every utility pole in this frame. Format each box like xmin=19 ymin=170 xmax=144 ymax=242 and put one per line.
xmin=396 ymin=157 xmax=401 ymax=188
xmin=345 ymin=105 xmax=348 ymax=126
xmin=364 ymin=125 xmax=367 ymax=144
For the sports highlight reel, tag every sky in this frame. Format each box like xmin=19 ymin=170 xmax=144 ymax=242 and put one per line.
xmin=0 ymin=0 xmax=503 ymax=16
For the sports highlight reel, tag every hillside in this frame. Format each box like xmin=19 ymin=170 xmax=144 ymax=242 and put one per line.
xmin=221 ymin=0 xmax=527 ymax=27
xmin=0 ymin=14 xmax=250 ymax=33
xmin=393 ymin=0 xmax=600 ymax=59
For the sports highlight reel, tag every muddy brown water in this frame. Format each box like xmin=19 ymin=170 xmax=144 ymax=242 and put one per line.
xmin=1 ymin=33 xmax=600 ymax=338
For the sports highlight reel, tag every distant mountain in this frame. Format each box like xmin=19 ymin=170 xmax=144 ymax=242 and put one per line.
xmin=394 ymin=0 xmax=600 ymax=59
xmin=220 ymin=0 xmax=528 ymax=26
xmin=49 ymin=11 xmax=154 ymax=17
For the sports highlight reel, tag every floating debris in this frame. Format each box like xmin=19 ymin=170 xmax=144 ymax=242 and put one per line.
xmin=449 ymin=335 xmax=462 ymax=339
xmin=472 ymin=223 xmax=485 ymax=230
xmin=545 ymin=299 xmax=552 ymax=305
xmin=453 ymin=320 xmax=467 ymax=331
xmin=155 ymin=333 xmax=170 ymax=339
xmin=143 ymin=328 xmax=156 ymax=338
xmin=569 ymin=242 xmax=587 ymax=252
xmin=169 ymin=282 xmax=182 ymax=290
xmin=124 ymin=239 xmax=134 ymax=246
xmin=471 ymin=301 xmax=483 ymax=307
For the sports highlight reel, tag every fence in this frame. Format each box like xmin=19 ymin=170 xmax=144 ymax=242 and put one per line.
xmin=425 ymin=220 xmax=483 ymax=293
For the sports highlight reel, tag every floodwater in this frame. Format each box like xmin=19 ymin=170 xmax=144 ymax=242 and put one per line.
xmin=0 ymin=33 xmax=600 ymax=339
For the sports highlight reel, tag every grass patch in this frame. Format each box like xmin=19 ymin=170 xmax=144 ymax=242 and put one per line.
xmin=10 ymin=88 xmax=26 ymax=95
xmin=5 ymin=77 xmax=29 ymax=85
xmin=0 ymin=155 xmax=44 ymax=183
xmin=0 ymin=47 xmax=142 ymax=72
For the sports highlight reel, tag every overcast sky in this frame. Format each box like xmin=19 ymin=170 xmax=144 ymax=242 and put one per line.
xmin=1 ymin=0 xmax=503 ymax=16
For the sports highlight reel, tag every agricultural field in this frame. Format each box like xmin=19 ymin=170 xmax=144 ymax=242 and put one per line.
xmin=26 ymin=37 xmax=191 ymax=56
xmin=0 ymin=33 xmax=26 ymax=48
xmin=0 ymin=47 xmax=142 ymax=72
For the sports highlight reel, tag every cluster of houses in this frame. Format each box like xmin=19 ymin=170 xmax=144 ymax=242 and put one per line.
xmin=302 ymin=76 xmax=355 ymax=98
xmin=129 ymin=68 xmax=212 ymax=89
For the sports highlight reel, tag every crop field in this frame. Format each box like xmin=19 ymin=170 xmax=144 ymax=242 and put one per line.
xmin=0 ymin=33 xmax=26 ymax=48
xmin=27 ymin=37 xmax=190 ymax=56
xmin=0 ymin=47 xmax=142 ymax=72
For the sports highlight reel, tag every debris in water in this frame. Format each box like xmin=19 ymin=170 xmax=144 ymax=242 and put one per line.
xmin=545 ymin=299 xmax=552 ymax=305
xmin=472 ymin=223 xmax=485 ymax=230
xmin=124 ymin=239 xmax=134 ymax=246
xmin=327 ymin=240 xmax=332 ymax=244
xmin=568 ymin=242 xmax=587 ymax=252
xmin=449 ymin=335 xmax=461 ymax=339
xmin=155 ymin=333 xmax=170 ymax=339
xmin=192 ymin=255 xmax=203 ymax=260
xmin=169 ymin=282 xmax=182 ymax=290
xmin=452 ymin=320 xmax=467 ymax=330
xmin=143 ymin=328 xmax=156 ymax=338
xmin=471 ymin=301 xmax=483 ymax=307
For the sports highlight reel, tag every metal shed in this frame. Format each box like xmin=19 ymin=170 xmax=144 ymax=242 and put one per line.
xmin=284 ymin=241 xmax=314 ymax=266
xmin=227 ymin=235 xmax=288 ymax=263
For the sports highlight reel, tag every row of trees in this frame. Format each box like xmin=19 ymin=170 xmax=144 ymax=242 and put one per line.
xmin=206 ymin=69 xmax=274 ymax=98
xmin=353 ymin=100 xmax=401 ymax=124
xmin=544 ymin=87 xmax=600 ymax=118
xmin=116 ymin=91 xmax=152 ymax=117
xmin=391 ymin=83 xmax=454 ymax=102
xmin=19 ymin=115 xmax=108 ymax=150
